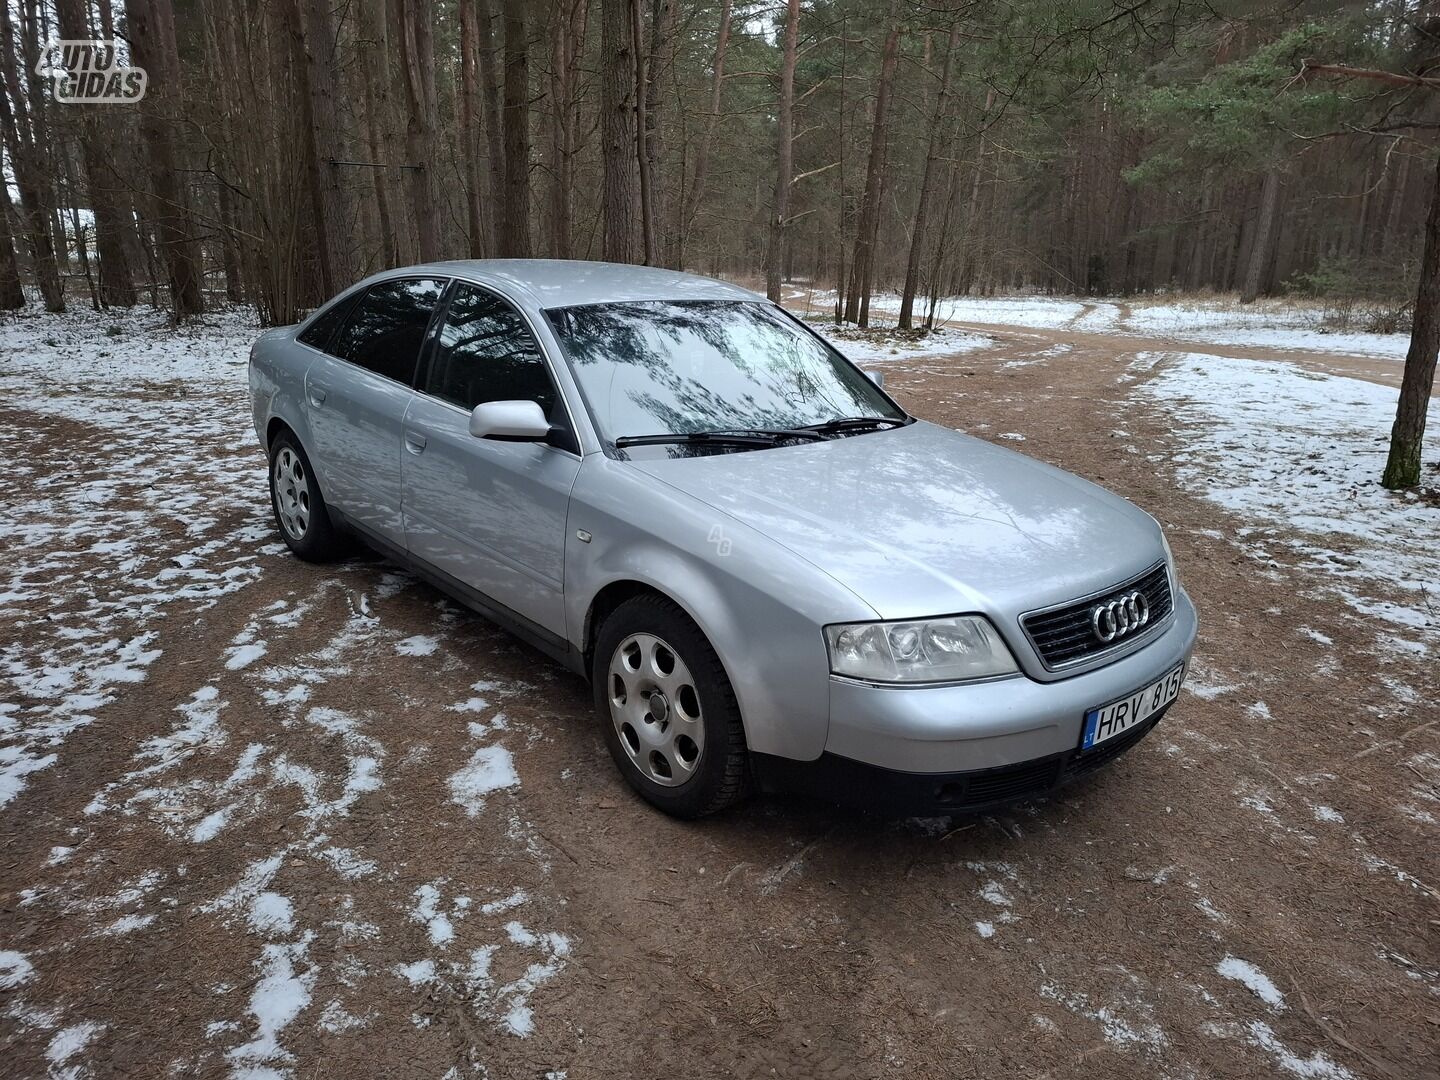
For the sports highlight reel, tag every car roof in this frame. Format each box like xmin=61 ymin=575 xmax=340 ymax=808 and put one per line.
xmin=387 ymin=259 xmax=765 ymax=311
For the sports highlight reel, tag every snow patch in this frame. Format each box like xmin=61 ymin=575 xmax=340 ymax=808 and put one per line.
xmin=1140 ymin=353 xmax=1439 ymax=649
xmin=1216 ymin=956 xmax=1285 ymax=1008
xmin=227 ymin=935 xmax=315 ymax=1069
xmin=411 ymin=883 xmax=456 ymax=946
xmin=46 ymin=1021 xmax=104 ymax=1066
xmin=448 ymin=745 xmax=519 ymax=815
xmin=395 ymin=634 xmax=439 ymax=657
xmin=0 ymin=950 xmax=35 ymax=988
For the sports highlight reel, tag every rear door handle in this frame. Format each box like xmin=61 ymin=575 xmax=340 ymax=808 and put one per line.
xmin=404 ymin=432 xmax=427 ymax=454
xmin=308 ymin=386 xmax=327 ymax=406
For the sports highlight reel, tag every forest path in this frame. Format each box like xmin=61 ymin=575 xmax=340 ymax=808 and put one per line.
xmin=938 ymin=317 xmax=1426 ymax=394
xmin=2 ymin=314 xmax=1435 ymax=1079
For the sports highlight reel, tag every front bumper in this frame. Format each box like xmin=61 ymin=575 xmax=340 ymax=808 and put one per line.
xmin=753 ymin=701 xmax=1173 ymax=813
xmin=821 ymin=586 xmax=1198 ymax=775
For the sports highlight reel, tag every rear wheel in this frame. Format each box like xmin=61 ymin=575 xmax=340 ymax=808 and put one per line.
xmin=268 ymin=429 xmax=348 ymax=562
xmin=593 ymin=594 xmax=750 ymax=818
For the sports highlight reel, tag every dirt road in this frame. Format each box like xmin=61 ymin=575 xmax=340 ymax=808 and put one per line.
xmin=2 ymin=311 xmax=1435 ymax=1079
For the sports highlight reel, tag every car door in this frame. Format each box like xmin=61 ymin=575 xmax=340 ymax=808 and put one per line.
xmin=401 ymin=281 xmax=582 ymax=637
xmin=303 ymin=276 xmax=448 ymax=550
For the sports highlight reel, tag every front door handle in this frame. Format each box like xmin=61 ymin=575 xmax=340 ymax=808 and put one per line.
xmin=308 ymin=386 xmax=327 ymax=407
xmin=404 ymin=432 xmax=428 ymax=454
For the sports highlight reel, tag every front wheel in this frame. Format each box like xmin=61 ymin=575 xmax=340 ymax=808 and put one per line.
xmin=267 ymin=429 xmax=348 ymax=562
xmin=592 ymin=594 xmax=751 ymax=818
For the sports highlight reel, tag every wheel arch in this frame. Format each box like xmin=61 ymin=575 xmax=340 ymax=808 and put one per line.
xmin=584 ymin=579 xmax=693 ymax=672
xmin=265 ymin=415 xmax=296 ymax=452
xmin=581 ymin=578 xmax=750 ymax=731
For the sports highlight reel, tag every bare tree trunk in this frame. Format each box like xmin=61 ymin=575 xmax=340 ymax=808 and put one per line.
xmin=396 ymin=0 xmax=440 ymax=261
xmin=61 ymin=152 xmax=100 ymax=310
xmin=549 ymin=0 xmax=587 ymax=259
xmin=125 ymin=0 xmax=203 ymax=316
xmin=0 ymin=183 xmax=25 ymax=308
xmin=955 ymin=89 xmax=995 ymax=296
xmin=499 ymin=0 xmax=531 ymax=256
xmin=217 ymin=181 xmax=243 ymax=302
xmin=899 ymin=21 xmax=959 ymax=329
xmin=1382 ymin=152 xmax=1440 ymax=489
xmin=679 ymin=0 xmax=730 ymax=268
xmin=56 ymin=0 xmax=135 ymax=306
xmin=835 ymin=11 xmax=847 ymax=321
xmin=363 ymin=0 xmax=400 ymax=267
xmin=765 ymin=0 xmax=799 ymax=302
xmin=476 ymin=0 xmax=505 ymax=249
xmin=843 ymin=14 xmax=900 ymax=326
xmin=460 ymin=0 xmax=485 ymax=257
xmin=0 ymin=2 xmax=64 ymax=310
xmin=1380 ymin=153 xmax=1413 ymax=262
xmin=630 ymin=0 xmax=656 ymax=264
xmin=1240 ymin=167 xmax=1281 ymax=304
xmin=299 ymin=0 xmax=351 ymax=291
xmin=643 ymin=0 xmax=675 ymax=265
xmin=601 ymin=0 xmax=640 ymax=263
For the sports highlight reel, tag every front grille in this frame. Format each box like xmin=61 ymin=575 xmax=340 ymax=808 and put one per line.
xmin=1022 ymin=562 xmax=1173 ymax=670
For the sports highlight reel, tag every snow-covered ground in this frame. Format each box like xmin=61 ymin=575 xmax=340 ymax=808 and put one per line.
xmin=792 ymin=287 xmax=1412 ymax=360
xmin=790 ymin=288 xmax=1091 ymax=330
xmin=813 ymin=322 xmax=990 ymax=363
xmin=1125 ymin=300 xmax=1410 ymax=360
xmin=1138 ymin=353 xmax=1439 ymax=653
xmin=3 ymin=295 xmax=1434 ymax=1078
xmin=0 ymin=304 xmax=575 ymax=1072
xmin=0 ymin=304 xmax=267 ymax=810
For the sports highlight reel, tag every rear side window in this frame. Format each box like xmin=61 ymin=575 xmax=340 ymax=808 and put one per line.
xmin=424 ymin=283 xmax=558 ymax=418
xmin=332 ymin=277 xmax=448 ymax=384
xmin=296 ymin=291 xmax=359 ymax=352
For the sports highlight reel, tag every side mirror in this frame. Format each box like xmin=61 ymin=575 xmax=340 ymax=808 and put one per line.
xmin=469 ymin=400 xmax=551 ymax=441
xmin=865 ymin=369 xmax=885 ymax=389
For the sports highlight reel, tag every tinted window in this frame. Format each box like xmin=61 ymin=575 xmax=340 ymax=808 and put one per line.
xmin=332 ymin=277 xmax=447 ymax=383
xmin=296 ymin=291 xmax=359 ymax=352
xmin=425 ymin=283 xmax=557 ymax=417
xmin=545 ymin=300 xmax=901 ymax=441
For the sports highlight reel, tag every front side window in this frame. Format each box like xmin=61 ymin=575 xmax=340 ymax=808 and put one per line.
xmin=545 ymin=300 xmax=901 ymax=444
xmin=332 ymin=277 xmax=448 ymax=384
xmin=424 ymin=283 xmax=558 ymax=418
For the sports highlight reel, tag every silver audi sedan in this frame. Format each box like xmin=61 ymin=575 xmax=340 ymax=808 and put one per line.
xmin=249 ymin=260 xmax=1197 ymax=817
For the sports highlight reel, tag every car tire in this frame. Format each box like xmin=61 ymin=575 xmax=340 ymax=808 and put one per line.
xmin=267 ymin=429 xmax=348 ymax=562
xmin=592 ymin=594 xmax=751 ymax=818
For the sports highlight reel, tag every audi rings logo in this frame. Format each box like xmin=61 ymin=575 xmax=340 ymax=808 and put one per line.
xmin=1090 ymin=590 xmax=1150 ymax=643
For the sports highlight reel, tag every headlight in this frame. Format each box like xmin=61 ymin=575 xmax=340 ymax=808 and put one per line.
xmin=824 ymin=615 xmax=1019 ymax=684
xmin=1160 ymin=531 xmax=1182 ymax=590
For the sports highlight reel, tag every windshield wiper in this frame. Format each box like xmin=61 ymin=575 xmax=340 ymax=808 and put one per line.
xmin=613 ymin=428 xmax=824 ymax=449
xmin=798 ymin=416 xmax=908 ymax=435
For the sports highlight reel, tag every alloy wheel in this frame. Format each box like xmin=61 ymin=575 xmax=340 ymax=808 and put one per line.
xmin=273 ymin=446 xmax=311 ymax=541
xmin=607 ymin=632 xmax=706 ymax=787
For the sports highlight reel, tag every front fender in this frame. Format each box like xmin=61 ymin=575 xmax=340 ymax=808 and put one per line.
xmin=565 ymin=457 xmax=878 ymax=761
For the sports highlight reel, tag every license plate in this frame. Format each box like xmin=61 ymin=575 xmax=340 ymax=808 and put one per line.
xmin=1082 ymin=663 xmax=1185 ymax=750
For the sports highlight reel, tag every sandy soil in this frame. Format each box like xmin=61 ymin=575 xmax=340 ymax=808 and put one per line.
xmin=2 ymin=317 xmax=1436 ymax=1080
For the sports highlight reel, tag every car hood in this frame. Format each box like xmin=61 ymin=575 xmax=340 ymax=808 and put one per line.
xmin=628 ymin=420 xmax=1166 ymax=621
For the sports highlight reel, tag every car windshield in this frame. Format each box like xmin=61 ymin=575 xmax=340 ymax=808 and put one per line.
xmin=544 ymin=300 xmax=904 ymax=447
